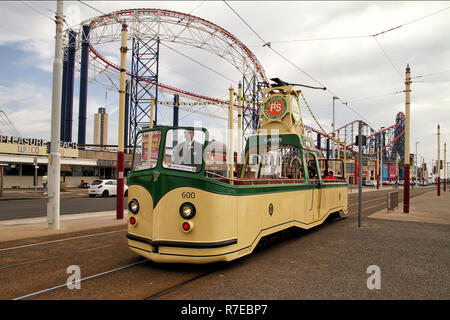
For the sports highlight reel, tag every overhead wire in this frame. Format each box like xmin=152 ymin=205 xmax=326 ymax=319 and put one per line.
xmin=256 ymin=5 xmax=450 ymax=84
xmin=222 ymin=1 xmax=267 ymax=45
xmin=411 ymin=69 xmax=450 ymax=79
xmin=176 ymin=0 xmax=206 ymax=23
xmin=372 ymin=36 xmax=403 ymax=79
xmin=160 ymin=42 xmax=238 ymax=84
xmin=29 ymin=1 xmax=56 ymax=15
xmin=222 ymin=0 xmax=378 ymax=130
xmin=266 ymin=5 xmax=450 ymax=44
xmin=19 ymin=1 xmax=56 ymax=22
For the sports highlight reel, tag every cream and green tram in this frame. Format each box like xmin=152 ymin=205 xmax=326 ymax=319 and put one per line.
xmin=127 ymin=85 xmax=348 ymax=264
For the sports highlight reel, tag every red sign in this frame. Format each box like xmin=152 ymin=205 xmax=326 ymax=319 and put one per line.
xmin=264 ymin=96 xmax=287 ymax=119
xmin=389 ymin=164 xmax=397 ymax=179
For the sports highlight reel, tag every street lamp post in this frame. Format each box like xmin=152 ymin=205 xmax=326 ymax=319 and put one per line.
xmin=403 ymin=64 xmax=411 ymax=213
xmin=47 ymin=0 xmax=64 ymax=229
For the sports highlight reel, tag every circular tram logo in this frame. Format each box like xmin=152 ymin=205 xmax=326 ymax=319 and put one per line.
xmin=264 ymin=96 xmax=287 ymax=119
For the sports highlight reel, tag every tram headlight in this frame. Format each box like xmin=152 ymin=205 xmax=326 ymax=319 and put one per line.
xmin=179 ymin=202 xmax=196 ymax=219
xmin=128 ymin=199 xmax=139 ymax=214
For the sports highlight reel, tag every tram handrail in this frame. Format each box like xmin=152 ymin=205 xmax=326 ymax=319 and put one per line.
xmin=205 ymin=171 xmax=345 ymax=185
xmin=206 ymin=171 xmax=306 ymax=185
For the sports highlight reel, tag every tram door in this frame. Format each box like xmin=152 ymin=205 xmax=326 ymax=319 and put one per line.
xmin=305 ymin=152 xmax=321 ymax=222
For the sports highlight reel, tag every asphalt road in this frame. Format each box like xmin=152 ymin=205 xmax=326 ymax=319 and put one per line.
xmin=0 ymin=196 xmax=128 ymax=221
xmin=1 ymin=186 xmax=447 ymax=301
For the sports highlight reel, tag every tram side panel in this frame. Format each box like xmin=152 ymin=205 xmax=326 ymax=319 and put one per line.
xmin=293 ymin=188 xmax=315 ymax=226
xmin=236 ymin=188 xmax=313 ymax=257
xmin=319 ymin=185 xmax=348 ymax=219
xmin=236 ymin=194 xmax=263 ymax=257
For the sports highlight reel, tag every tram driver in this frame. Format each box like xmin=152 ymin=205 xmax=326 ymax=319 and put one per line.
xmin=308 ymin=164 xmax=318 ymax=180
xmin=325 ymin=170 xmax=337 ymax=180
xmin=172 ymin=129 xmax=204 ymax=171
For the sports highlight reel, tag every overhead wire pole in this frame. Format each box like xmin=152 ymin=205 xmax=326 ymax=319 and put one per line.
xmin=437 ymin=124 xmax=440 ymax=197
xmin=228 ymin=86 xmax=235 ymax=183
xmin=358 ymin=120 xmax=363 ymax=228
xmin=116 ymin=23 xmax=128 ymax=220
xmin=47 ymin=0 xmax=64 ymax=230
xmin=444 ymin=142 xmax=446 ymax=192
xmin=403 ymin=65 xmax=411 ymax=213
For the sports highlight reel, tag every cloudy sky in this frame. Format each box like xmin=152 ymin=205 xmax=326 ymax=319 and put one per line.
xmin=0 ymin=1 xmax=449 ymax=171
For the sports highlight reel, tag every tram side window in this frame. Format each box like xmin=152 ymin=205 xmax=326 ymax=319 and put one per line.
xmin=305 ymin=153 xmax=319 ymax=182
xmin=241 ymin=151 xmax=260 ymax=179
xmin=318 ymin=159 xmax=345 ymax=181
xmin=204 ymin=139 xmax=227 ymax=178
xmin=280 ymin=146 xmax=304 ymax=180
xmin=242 ymin=145 xmax=304 ymax=181
xmin=133 ymin=130 xmax=162 ymax=171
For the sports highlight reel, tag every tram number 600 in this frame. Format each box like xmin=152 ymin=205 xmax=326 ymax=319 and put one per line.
xmin=182 ymin=192 xmax=195 ymax=199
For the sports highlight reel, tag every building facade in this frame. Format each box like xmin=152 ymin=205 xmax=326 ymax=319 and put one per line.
xmin=0 ymin=134 xmax=131 ymax=189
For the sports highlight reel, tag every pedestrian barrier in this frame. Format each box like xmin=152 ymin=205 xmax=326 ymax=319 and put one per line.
xmin=387 ymin=191 xmax=398 ymax=212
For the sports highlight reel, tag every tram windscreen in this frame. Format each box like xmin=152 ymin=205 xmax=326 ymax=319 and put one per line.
xmin=162 ymin=129 xmax=206 ymax=173
xmin=133 ymin=130 xmax=162 ymax=171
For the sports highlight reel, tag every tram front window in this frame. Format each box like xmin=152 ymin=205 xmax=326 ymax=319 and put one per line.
xmin=163 ymin=129 xmax=205 ymax=173
xmin=133 ymin=130 xmax=162 ymax=171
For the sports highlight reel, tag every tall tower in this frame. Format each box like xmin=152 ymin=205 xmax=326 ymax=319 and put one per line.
xmin=93 ymin=107 xmax=108 ymax=149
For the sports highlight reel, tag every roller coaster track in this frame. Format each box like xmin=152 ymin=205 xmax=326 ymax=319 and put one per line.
xmin=69 ymin=8 xmax=268 ymax=105
xmin=311 ymin=112 xmax=405 ymax=161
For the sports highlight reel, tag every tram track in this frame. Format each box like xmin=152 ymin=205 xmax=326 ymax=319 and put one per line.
xmin=12 ymin=259 xmax=148 ymax=300
xmin=0 ymin=229 xmax=127 ymax=252
xmin=0 ymin=243 xmax=119 ymax=271
xmin=1 ymin=187 xmax=434 ymax=300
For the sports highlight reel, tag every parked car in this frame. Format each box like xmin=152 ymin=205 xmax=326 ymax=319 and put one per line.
xmin=88 ymin=179 xmax=128 ymax=197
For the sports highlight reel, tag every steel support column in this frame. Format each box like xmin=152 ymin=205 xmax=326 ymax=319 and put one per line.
xmin=129 ymin=36 xmax=160 ymax=155
xmin=77 ymin=25 xmax=90 ymax=148
xmin=60 ymin=48 xmax=68 ymax=140
xmin=64 ymin=30 xmax=76 ymax=142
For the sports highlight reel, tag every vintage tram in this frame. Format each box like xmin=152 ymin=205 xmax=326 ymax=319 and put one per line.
xmin=126 ymin=84 xmax=348 ymax=263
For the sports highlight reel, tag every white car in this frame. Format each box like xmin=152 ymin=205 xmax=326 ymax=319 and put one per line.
xmin=88 ymin=179 xmax=128 ymax=197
